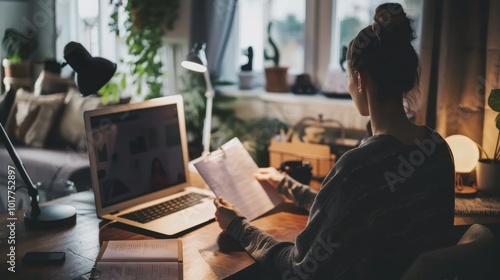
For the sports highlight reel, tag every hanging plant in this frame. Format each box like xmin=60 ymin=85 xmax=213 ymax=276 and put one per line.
xmin=108 ymin=0 xmax=180 ymax=99
xmin=98 ymin=70 xmax=128 ymax=105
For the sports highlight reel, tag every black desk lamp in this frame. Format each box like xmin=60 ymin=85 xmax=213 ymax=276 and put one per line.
xmin=62 ymin=41 xmax=117 ymax=96
xmin=0 ymin=41 xmax=116 ymax=228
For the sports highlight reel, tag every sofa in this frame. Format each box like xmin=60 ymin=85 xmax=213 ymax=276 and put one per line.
xmin=0 ymin=72 xmax=102 ymax=212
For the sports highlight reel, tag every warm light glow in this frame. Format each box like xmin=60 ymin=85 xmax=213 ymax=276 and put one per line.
xmin=445 ymin=135 xmax=480 ymax=173
xmin=181 ymin=61 xmax=207 ymax=72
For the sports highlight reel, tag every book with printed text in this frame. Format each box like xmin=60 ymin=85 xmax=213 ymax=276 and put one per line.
xmin=90 ymin=239 xmax=182 ymax=280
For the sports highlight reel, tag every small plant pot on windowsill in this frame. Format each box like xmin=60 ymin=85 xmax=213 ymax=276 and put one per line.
xmin=238 ymin=71 xmax=256 ymax=90
xmin=265 ymin=67 xmax=288 ymax=93
xmin=476 ymin=159 xmax=500 ymax=195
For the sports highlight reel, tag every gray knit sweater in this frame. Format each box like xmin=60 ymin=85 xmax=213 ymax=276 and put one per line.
xmin=227 ymin=126 xmax=455 ymax=279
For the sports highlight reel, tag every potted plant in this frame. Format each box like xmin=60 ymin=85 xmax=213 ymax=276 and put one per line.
xmin=264 ymin=22 xmax=288 ymax=93
xmin=2 ymin=28 xmax=37 ymax=79
xmin=239 ymin=46 xmax=255 ymax=90
xmin=108 ymin=0 xmax=180 ymax=99
xmin=477 ymin=88 xmax=500 ymax=194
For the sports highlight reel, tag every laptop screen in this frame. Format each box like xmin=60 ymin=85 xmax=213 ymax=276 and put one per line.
xmin=88 ymin=103 xmax=187 ymax=208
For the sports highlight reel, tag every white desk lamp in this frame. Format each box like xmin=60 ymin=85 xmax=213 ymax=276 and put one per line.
xmin=445 ymin=135 xmax=480 ymax=194
xmin=181 ymin=43 xmax=214 ymax=156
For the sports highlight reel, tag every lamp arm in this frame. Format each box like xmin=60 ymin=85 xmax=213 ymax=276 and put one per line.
xmin=202 ymin=70 xmax=214 ymax=156
xmin=0 ymin=123 xmax=40 ymax=215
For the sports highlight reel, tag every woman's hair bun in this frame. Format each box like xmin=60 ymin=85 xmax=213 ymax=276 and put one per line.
xmin=372 ymin=3 xmax=415 ymax=46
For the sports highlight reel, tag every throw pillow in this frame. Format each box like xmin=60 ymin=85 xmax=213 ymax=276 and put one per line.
xmin=33 ymin=70 xmax=75 ymax=96
xmin=0 ymin=87 xmax=17 ymax=125
xmin=57 ymin=87 xmax=102 ymax=151
xmin=5 ymin=89 xmax=66 ymax=148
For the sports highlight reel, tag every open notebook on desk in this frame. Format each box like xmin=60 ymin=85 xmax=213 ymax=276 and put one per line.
xmin=194 ymin=138 xmax=283 ymax=221
xmin=90 ymin=239 xmax=182 ymax=280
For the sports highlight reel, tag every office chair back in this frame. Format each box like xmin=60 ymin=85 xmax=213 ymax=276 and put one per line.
xmin=403 ymin=224 xmax=496 ymax=280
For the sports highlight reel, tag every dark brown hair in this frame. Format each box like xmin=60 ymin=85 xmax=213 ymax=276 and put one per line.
xmin=347 ymin=3 xmax=419 ymax=103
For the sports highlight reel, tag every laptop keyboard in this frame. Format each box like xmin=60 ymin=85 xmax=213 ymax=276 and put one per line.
xmin=119 ymin=192 xmax=210 ymax=224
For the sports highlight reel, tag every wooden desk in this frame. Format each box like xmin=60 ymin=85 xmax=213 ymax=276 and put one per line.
xmin=454 ymin=215 xmax=500 ymax=226
xmin=0 ymin=191 xmax=307 ymax=280
xmin=1 ymin=191 xmax=499 ymax=280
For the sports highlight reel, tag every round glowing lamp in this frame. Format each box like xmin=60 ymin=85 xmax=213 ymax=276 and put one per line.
xmin=445 ymin=135 xmax=480 ymax=194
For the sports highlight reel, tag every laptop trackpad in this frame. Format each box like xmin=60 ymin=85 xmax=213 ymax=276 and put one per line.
xmin=146 ymin=199 xmax=215 ymax=235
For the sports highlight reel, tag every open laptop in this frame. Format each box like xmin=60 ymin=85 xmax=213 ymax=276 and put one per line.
xmin=83 ymin=95 xmax=215 ymax=236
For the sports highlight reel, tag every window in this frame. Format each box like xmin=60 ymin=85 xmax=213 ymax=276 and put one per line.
xmin=233 ymin=0 xmax=423 ymax=87
xmin=77 ymin=0 xmax=100 ymax=56
xmin=55 ymin=0 xmax=185 ymax=99
xmin=56 ymin=0 xmax=115 ymax=74
xmin=331 ymin=0 xmax=423 ymax=71
xmin=239 ymin=0 xmax=306 ymax=74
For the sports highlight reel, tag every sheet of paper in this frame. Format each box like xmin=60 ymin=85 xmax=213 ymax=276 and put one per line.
xmin=101 ymin=240 xmax=178 ymax=262
xmin=95 ymin=262 xmax=179 ymax=280
xmin=194 ymin=138 xmax=283 ymax=221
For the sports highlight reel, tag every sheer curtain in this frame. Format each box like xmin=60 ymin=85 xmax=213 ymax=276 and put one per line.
xmin=417 ymin=0 xmax=489 ymax=146
xmin=189 ymin=0 xmax=238 ymax=79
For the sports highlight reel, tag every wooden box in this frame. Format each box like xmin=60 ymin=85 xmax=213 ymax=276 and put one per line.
xmin=268 ymin=139 xmax=336 ymax=178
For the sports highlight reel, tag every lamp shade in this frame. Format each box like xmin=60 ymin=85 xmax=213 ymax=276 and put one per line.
xmin=445 ymin=135 xmax=480 ymax=173
xmin=63 ymin=41 xmax=116 ymax=96
xmin=181 ymin=43 xmax=208 ymax=72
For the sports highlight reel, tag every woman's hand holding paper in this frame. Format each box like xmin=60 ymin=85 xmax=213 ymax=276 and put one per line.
xmin=213 ymin=197 xmax=244 ymax=231
xmin=254 ymin=167 xmax=284 ymax=191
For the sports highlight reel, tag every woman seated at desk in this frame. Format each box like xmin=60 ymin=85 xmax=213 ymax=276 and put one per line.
xmin=213 ymin=3 xmax=455 ymax=279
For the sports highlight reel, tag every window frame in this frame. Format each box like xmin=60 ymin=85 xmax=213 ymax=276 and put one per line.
xmin=304 ymin=0 xmax=334 ymax=87
xmin=227 ymin=0 xmax=335 ymax=87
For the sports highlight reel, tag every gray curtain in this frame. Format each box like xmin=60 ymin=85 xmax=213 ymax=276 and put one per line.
xmin=189 ymin=0 xmax=238 ymax=79
xmin=417 ymin=0 xmax=489 ymax=145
